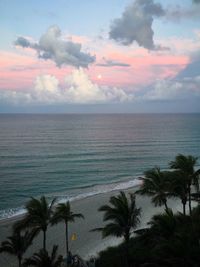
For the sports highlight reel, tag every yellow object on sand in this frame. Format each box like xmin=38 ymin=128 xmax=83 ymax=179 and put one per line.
xmin=71 ymin=233 xmax=77 ymax=241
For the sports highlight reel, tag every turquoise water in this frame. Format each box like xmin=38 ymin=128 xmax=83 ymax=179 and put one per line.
xmin=0 ymin=114 xmax=200 ymax=219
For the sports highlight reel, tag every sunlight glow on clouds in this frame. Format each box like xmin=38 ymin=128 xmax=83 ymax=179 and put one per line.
xmin=1 ymin=0 xmax=200 ymax=112
xmin=0 ymin=69 xmax=134 ymax=105
xmin=1 ymin=68 xmax=200 ymax=107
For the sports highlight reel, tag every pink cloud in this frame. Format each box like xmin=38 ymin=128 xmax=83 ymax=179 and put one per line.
xmin=0 ymin=33 xmax=194 ymax=93
xmin=70 ymin=35 xmax=91 ymax=44
xmin=89 ymin=44 xmax=189 ymax=88
xmin=0 ymin=51 xmax=72 ymax=90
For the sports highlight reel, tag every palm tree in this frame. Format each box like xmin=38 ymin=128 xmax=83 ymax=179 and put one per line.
xmin=136 ymin=167 xmax=169 ymax=210
xmin=168 ymin=171 xmax=188 ymax=215
xmin=51 ymin=201 xmax=84 ymax=257
xmin=147 ymin=209 xmax=199 ymax=266
xmin=23 ymin=245 xmax=63 ymax=267
xmin=14 ymin=196 xmax=56 ymax=251
xmin=190 ymin=205 xmax=200 ymax=238
xmin=0 ymin=230 xmax=35 ymax=267
xmin=148 ymin=209 xmax=177 ymax=241
xmin=170 ymin=154 xmax=200 ymax=214
xmin=93 ymin=191 xmax=141 ymax=266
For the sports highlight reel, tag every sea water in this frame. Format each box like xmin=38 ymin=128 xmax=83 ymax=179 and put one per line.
xmin=0 ymin=114 xmax=200 ymax=220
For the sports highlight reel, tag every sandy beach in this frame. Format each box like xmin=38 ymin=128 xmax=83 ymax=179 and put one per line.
xmin=0 ymin=186 xmax=183 ymax=267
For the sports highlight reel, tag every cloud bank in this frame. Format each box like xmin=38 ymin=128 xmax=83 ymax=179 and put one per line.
xmin=15 ymin=26 xmax=95 ymax=68
xmin=143 ymin=76 xmax=200 ymax=101
xmin=109 ymin=0 xmax=165 ymax=50
xmin=1 ymin=69 xmax=200 ymax=107
xmin=0 ymin=69 xmax=134 ymax=105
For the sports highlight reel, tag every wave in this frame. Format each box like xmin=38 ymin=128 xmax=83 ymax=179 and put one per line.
xmin=0 ymin=207 xmax=26 ymax=221
xmin=0 ymin=178 xmax=142 ymax=221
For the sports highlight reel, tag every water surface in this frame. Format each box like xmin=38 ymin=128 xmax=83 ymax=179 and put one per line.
xmin=0 ymin=114 xmax=200 ymax=219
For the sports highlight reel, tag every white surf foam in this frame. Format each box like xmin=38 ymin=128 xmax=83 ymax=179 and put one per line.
xmin=0 ymin=178 xmax=142 ymax=221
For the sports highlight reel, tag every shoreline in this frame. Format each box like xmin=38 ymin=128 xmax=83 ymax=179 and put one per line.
xmin=0 ymin=185 xmax=183 ymax=267
xmin=0 ymin=177 xmax=142 ymax=224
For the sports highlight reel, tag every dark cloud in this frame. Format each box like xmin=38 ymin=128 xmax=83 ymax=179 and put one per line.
xmin=109 ymin=0 xmax=165 ymax=50
xmin=166 ymin=4 xmax=200 ymax=20
xmin=15 ymin=37 xmax=32 ymax=48
xmin=15 ymin=26 xmax=95 ymax=68
xmin=147 ymin=52 xmax=200 ymax=101
xmin=193 ymin=0 xmax=200 ymax=4
xmin=176 ymin=54 xmax=200 ymax=79
xmin=97 ymin=58 xmax=130 ymax=67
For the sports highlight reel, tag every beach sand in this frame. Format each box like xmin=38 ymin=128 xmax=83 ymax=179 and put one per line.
xmin=0 ymin=186 xmax=183 ymax=267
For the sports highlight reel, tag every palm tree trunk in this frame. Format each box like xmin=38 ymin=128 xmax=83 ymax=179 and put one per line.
xmin=18 ymin=255 xmax=22 ymax=267
xmin=66 ymin=221 xmax=69 ymax=257
xmin=188 ymin=186 xmax=192 ymax=215
xmin=183 ymin=203 xmax=186 ymax=215
xmin=164 ymin=199 xmax=168 ymax=210
xmin=125 ymin=232 xmax=130 ymax=267
xmin=43 ymin=230 xmax=46 ymax=251
xmin=125 ymin=241 xmax=130 ymax=267
xmin=182 ymin=200 xmax=186 ymax=215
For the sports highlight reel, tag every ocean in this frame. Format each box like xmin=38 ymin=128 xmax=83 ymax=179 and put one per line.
xmin=0 ymin=114 xmax=200 ymax=220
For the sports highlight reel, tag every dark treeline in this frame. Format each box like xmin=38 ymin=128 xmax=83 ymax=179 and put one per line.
xmin=0 ymin=154 xmax=200 ymax=267
xmin=96 ymin=154 xmax=200 ymax=267
xmin=0 ymin=198 xmax=84 ymax=267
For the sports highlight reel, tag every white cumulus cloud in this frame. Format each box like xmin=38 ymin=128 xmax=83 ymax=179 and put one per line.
xmin=33 ymin=75 xmax=61 ymax=104
xmin=0 ymin=69 xmax=134 ymax=105
xmin=64 ymin=69 xmax=133 ymax=103
xmin=143 ymin=76 xmax=200 ymax=100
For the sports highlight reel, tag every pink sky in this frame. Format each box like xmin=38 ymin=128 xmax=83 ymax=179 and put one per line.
xmin=0 ymin=43 xmax=189 ymax=91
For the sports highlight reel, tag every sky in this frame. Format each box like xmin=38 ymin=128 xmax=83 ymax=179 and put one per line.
xmin=0 ymin=0 xmax=200 ymax=113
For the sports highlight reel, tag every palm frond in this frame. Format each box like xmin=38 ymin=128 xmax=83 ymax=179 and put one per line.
xmin=136 ymin=167 xmax=169 ymax=208
xmin=24 ymin=245 xmax=63 ymax=267
xmin=93 ymin=191 xmax=141 ymax=242
xmin=51 ymin=201 xmax=84 ymax=225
